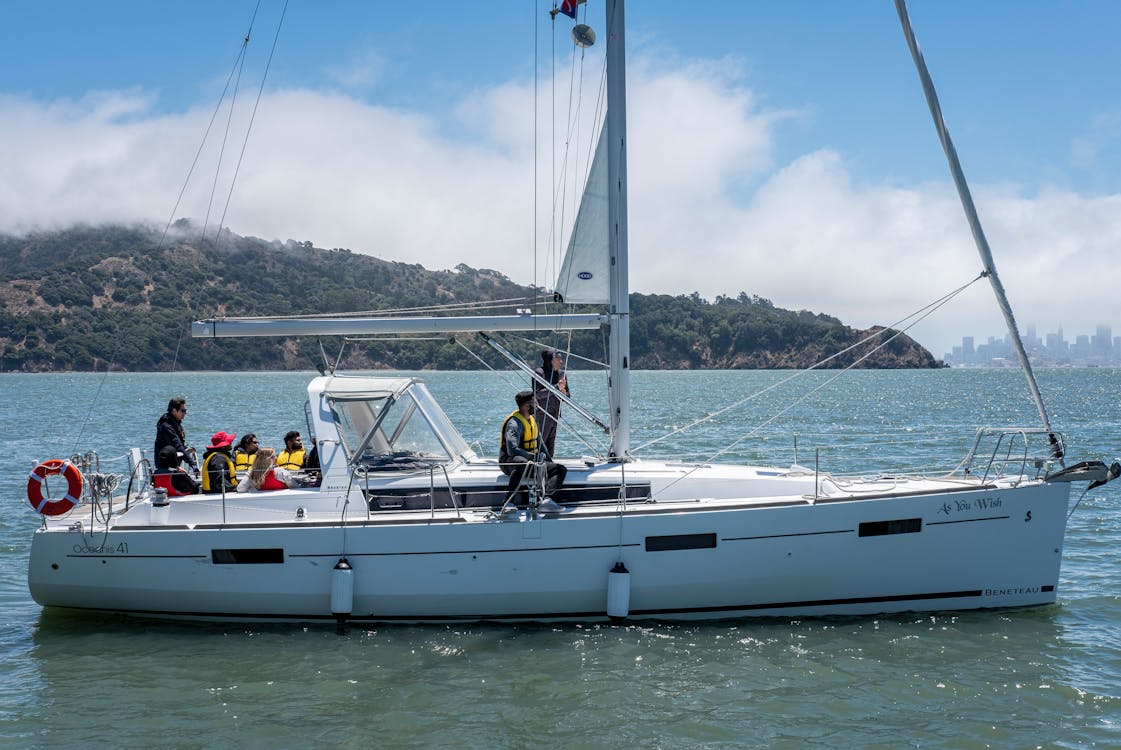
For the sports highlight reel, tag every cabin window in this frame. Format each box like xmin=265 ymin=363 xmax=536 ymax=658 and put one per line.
xmin=325 ymin=382 xmax=473 ymax=471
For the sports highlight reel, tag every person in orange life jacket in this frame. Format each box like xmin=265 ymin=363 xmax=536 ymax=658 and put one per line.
xmin=155 ymin=445 xmax=200 ymax=495
xmin=201 ymin=431 xmax=238 ymax=494
xmin=234 ymin=433 xmax=258 ymax=475
xmin=534 ymin=349 xmax=570 ymax=459
xmin=237 ymin=447 xmax=298 ymax=493
xmin=154 ymin=397 xmax=199 ymax=474
xmin=499 ymin=390 xmax=566 ymax=510
xmin=277 ymin=430 xmax=305 ymax=470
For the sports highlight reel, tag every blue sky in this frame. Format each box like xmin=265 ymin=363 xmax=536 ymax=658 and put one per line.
xmin=3 ymin=1 xmax=1120 ymax=356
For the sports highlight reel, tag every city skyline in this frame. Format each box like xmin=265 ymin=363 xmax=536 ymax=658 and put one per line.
xmin=944 ymin=323 xmax=1120 ymax=366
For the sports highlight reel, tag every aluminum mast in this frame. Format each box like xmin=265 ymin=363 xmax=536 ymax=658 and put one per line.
xmin=605 ymin=0 xmax=631 ymax=460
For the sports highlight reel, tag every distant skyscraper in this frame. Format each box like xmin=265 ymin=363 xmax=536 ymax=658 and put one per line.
xmin=1093 ymin=324 xmax=1112 ymax=357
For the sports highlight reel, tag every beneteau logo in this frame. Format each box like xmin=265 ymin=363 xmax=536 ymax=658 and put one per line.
xmin=984 ymin=586 xmax=1040 ymax=596
xmin=578 ymin=271 xmax=593 ymax=280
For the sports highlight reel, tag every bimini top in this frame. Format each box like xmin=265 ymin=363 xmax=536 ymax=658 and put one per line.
xmin=313 ymin=375 xmax=417 ymax=400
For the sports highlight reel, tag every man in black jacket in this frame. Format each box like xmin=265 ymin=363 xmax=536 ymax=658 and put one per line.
xmin=154 ymin=397 xmax=199 ymax=474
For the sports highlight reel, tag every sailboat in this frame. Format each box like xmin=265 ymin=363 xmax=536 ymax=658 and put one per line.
xmin=26 ymin=0 xmax=1118 ymax=623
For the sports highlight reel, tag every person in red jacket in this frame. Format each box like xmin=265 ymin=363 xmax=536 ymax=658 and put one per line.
xmin=237 ymin=447 xmax=297 ymax=493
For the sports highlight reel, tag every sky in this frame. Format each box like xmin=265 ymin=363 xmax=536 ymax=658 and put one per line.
xmin=3 ymin=0 xmax=1120 ymax=357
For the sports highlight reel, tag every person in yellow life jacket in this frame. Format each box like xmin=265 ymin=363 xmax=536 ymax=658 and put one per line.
xmin=277 ymin=430 xmax=305 ymax=470
xmin=201 ymin=431 xmax=238 ymax=494
xmin=233 ymin=433 xmax=258 ymax=475
xmin=498 ymin=390 xmax=566 ymax=513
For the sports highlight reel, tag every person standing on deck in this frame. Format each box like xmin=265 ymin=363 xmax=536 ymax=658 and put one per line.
xmin=534 ymin=350 xmax=570 ymax=458
xmin=154 ymin=397 xmax=198 ymax=474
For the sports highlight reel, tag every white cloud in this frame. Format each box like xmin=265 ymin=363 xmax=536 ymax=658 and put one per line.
xmin=2 ymin=56 xmax=1119 ymax=358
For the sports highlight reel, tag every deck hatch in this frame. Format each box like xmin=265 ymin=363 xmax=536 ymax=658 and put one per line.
xmin=645 ymin=533 xmax=717 ymax=552
xmin=858 ymin=518 xmax=922 ymax=537
xmin=211 ymin=548 xmax=285 ymax=564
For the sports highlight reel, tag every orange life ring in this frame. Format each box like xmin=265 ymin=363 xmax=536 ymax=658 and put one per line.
xmin=27 ymin=459 xmax=83 ymax=516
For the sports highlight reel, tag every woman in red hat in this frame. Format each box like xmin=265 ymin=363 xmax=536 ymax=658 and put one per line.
xmin=201 ymin=431 xmax=238 ymax=494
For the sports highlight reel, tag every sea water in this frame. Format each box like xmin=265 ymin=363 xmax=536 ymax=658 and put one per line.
xmin=1 ymin=369 xmax=1119 ymax=748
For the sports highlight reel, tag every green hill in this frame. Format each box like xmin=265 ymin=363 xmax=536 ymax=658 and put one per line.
xmin=0 ymin=223 xmax=941 ymax=372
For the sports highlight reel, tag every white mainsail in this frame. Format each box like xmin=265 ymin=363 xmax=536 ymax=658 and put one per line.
xmin=554 ymin=124 xmax=610 ymax=304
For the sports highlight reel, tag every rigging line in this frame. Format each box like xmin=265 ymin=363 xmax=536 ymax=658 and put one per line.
xmin=633 ymin=272 xmax=985 ymax=454
xmin=454 ymin=337 xmax=505 ymax=373
xmin=451 ymin=339 xmax=558 ymax=451
xmin=214 ymin=0 xmax=290 ymax=250
xmin=456 ymin=337 xmax=610 ymax=460
xmin=546 ymin=1 xmax=557 ymax=311
xmin=551 ymin=6 xmax=586 ymax=293
xmin=205 ymin=40 xmax=251 ymax=243
xmin=482 ymin=333 xmax=609 ymax=432
xmin=155 ymin=4 xmax=260 ymax=254
xmin=540 ymin=392 xmax=609 ymax=458
xmin=478 ymin=333 xmax=610 ymax=454
xmin=496 ymin=320 xmax=612 ymax=452
xmin=537 ymin=326 xmax=614 ymax=456
xmin=661 ymin=322 xmax=938 ymax=496
xmin=541 ymin=2 xmax=585 ymax=299
xmin=1067 ymin=485 xmax=1092 ymax=521
xmin=202 ymin=30 xmax=249 ymax=244
xmin=558 ymin=31 xmax=579 ymax=286
xmin=166 ymin=3 xmax=264 ymax=378
xmin=708 ymin=293 xmax=964 ymax=461
xmin=545 ymin=50 xmax=607 ymax=290
xmin=534 ymin=2 xmax=548 ymax=324
xmin=68 ymin=334 xmax=124 ymax=457
xmin=506 ymin=332 xmax=606 ymax=368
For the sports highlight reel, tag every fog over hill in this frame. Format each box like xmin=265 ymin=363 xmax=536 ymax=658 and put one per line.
xmin=0 ymin=223 xmax=940 ymax=373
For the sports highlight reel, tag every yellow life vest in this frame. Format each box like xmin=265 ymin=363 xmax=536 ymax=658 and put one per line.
xmin=201 ymin=451 xmax=236 ymax=493
xmin=499 ymin=409 xmax=538 ymax=460
xmin=277 ymin=448 xmax=305 ymax=470
xmin=234 ymin=451 xmax=255 ymax=474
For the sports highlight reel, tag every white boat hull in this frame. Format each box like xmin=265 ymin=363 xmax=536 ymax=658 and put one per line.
xmin=28 ymin=463 xmax=1070 ymax=623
